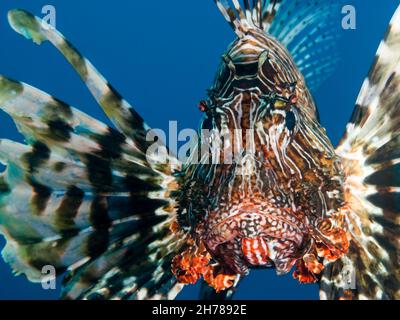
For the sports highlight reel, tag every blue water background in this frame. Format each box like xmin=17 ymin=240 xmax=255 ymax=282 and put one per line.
xmin=0 ymin=0 xmax=398 ymax=299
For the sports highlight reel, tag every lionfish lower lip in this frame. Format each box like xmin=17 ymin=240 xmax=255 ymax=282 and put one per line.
xmin=206 ymin=210 xmax=306 ymax=250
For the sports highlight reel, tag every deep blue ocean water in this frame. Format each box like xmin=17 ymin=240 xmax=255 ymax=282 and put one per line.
xmin=0 ymin=0 xmax=398 ymax=300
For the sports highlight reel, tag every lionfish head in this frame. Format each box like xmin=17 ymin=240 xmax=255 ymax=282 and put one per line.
xmin=191 ymin=2 xmax=349 ymax=279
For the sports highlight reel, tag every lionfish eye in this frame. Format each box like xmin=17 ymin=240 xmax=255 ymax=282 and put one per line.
xmin=274 ymin=99 xmax=287 ymax=109
xmin=285 ymin=111 xmax=296 ymax=131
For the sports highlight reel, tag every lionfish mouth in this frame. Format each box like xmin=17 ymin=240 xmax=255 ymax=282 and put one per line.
xmin=172 ymin=207 xmax=349 ymax=292
xmin=205 ymin=208 xmax=312 ymax=275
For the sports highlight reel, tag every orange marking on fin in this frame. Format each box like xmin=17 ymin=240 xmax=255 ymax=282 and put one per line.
xmin=303 ymin=253 xmax=324 ymax=275
xmin=171 ymin=243 xmax=211 ymax=285
xmin=339 ymin=290 xmax=354 ymax=300
xmin=203 ymin=266 xmax=237 ymax=293
xmin=293 ymin=260 xmax=318 ymax=284
xmin=171 ymin=239 xmax=237 ymax=292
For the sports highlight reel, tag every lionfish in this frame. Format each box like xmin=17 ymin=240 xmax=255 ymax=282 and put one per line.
xmin=0 ymin=1 xmax=399 ymax=300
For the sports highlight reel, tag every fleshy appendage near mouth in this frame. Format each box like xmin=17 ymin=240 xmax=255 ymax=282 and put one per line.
xmin=205 ymin=208 xmax=350 ymax=280
xmin=171 ymin=209 xmax=349 ymax=292
xmin=204 ymin=209 xmax=308 ymax=275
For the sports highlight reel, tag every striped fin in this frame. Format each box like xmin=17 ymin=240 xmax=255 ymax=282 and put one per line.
xmin=0 ymin=10 xmax=188 ymax=300
xmin=0 ymin=75 xmax=164 ymax=175
xmin=321 ymin=6 xmax=400 ymax=300
xmin=0 ymin=153 xmax=173 ymax=277
xmin=261 ymin=0 xmax=282 ymax=31
xmin=0 ymin=117 xmax=186 ymax=299
xmin=7 ymin=9 xmax=162 ymax=157
xmin=0 ymin=139 xmax=106 ymax=191
xmin=61 ymin=224 xmax=187 ymax=300
xmin=214 ymin=0 xmax=246 ymax=36
xmin=214 ymin=0 xmax=282 ymax=36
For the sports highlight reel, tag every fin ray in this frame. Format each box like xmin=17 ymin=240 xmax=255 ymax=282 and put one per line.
xmin=325 ymin=6 xmax=400 ymax=300
xmin=0 ymin=10 xmax=187 ymax=300
xmin=7 ymin=9 xmax=156 ymax=156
